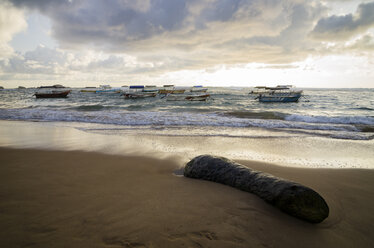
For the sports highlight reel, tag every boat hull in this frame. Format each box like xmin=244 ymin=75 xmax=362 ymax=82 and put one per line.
xmin=35 ymin=90 xmax=71 ymax=98
xmin=80 ymin=89 xmax=97 ymax=93
xmin=95 ymin=90 xmax=121 ymax=93
xmin=124 ymin=92 xmax=157 ymax=99
xmin=158 ymin=89 xmax=185 ymax=94
xmin=166 ymin=94 xmax=210 ymax=101
xmin=258 ymin=95 xmax=301 ymax=102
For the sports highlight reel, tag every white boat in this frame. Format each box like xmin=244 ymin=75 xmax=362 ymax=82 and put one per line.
xmin=123 ymin=85 xmax=157 ymax=99
xmin=255 ymin=86 xmax=303 ymax=103
xmin=165 ymin=93 xmax=210 ymax=101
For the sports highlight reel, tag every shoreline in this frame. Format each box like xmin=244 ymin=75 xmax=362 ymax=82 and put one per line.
xmin=1 ymin=147 xmax=374 ymax=247
xmin=1 ymin=119 xmax=373 ymax=169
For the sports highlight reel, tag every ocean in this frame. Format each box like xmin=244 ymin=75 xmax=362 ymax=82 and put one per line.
xmin=0 ymin=87 xmax=373 ymax=140
xmin=0 ymin=87 xmax=373 ymax=169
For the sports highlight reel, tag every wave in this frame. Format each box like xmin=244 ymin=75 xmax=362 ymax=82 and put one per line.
xmin=352 ymin=107 xmax=374 ymax=111
xmin=223 ymin=111 xmax=286 ymax=120
xmin=284 ymin=114 xmax=374 ymax=125
xmin=0 ymin=108 xmax=372 ymax=140
xmin=69 ymin=104 xmax=110 ymax=111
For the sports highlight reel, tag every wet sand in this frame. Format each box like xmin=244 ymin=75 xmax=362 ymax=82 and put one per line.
xmin=1 ymin=147 xmax=373 ymax=248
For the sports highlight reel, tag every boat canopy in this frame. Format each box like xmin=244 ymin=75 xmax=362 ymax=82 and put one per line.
xmin=129 ymin=85 xmax=144 ymax=89
xmin=265 ymin=87 xmax=291 ymax=90
xmin=276 ymin=85 xmax=294 ymax=88
xmin=39 ymin=85 xmax=66 ymax=89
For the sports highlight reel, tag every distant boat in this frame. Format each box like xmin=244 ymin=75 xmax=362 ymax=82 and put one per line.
xmin=18 ymin=86 xmax=26 ymax=89
xmin=166 ymin=93 xmax=211 ymax=101
xmin=34 ymin=85 xmax=71 ymax=98
xmin=255 ymin=85 xmax=303 ymax=103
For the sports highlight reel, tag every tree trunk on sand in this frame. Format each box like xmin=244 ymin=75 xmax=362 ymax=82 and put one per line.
xmin=184 ymin=155 xmax=329 ymax=223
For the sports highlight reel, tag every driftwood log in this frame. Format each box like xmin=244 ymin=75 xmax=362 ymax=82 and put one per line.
xmin=184 ymin=155 xmax=329 ymax=223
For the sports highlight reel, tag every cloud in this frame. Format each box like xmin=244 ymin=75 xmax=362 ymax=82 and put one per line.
xmin=348 ymin=34 xmax=374 ymax=50
xmin=0 ymin=1 xmax=27 ymax=58
xmin=0 ymin=44 xmax=166 ymax=81
xmin=311 ymin=1 xmax=374 ymax=40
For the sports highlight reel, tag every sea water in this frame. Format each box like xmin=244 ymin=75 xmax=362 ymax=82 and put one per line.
xmin=0 ymin=87 xmax=373 ymax=168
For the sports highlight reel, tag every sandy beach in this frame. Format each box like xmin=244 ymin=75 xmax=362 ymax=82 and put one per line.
xmin=1 ymin=147 xmax=373 ymax=248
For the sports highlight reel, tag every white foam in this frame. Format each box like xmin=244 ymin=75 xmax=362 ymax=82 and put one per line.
xmin=285 ymin=114 xmax=374 ymax=125
xmin=0 ymin=108 xmax=371 ymax=140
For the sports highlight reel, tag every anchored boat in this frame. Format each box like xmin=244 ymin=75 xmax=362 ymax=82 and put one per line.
xmin=123 ymin=85 xmax=157 ymax=99
xmin=34 ymin=85 xmax=71 ymax=98
xmin=256 ymin=86 xmax=302 ymax=103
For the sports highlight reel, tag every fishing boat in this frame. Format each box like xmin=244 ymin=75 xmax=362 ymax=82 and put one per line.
xmin=34 ymin=85 xmax=71 ymax=98
xmin=255 ymin=86 xmax=302 ymax=103
xmin=165 ymin=93 xmax=210 ymax=101
xmin=123 ymin=85 xmax=157 ymax=99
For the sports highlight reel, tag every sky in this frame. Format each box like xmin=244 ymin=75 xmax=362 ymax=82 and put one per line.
xmin=0 ymin=0 xmax=373 ymax=88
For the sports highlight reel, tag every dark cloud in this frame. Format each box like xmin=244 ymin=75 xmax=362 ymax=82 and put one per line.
xmin=311 ymin=1 xmax=374 ymax=40
xmin=6 ymin=0 xmax=273 ymax=51
xmin=8 ymin=0 xmax=191 ymax=48
xmin=9 ymin=0 xmax=77 ymax=13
